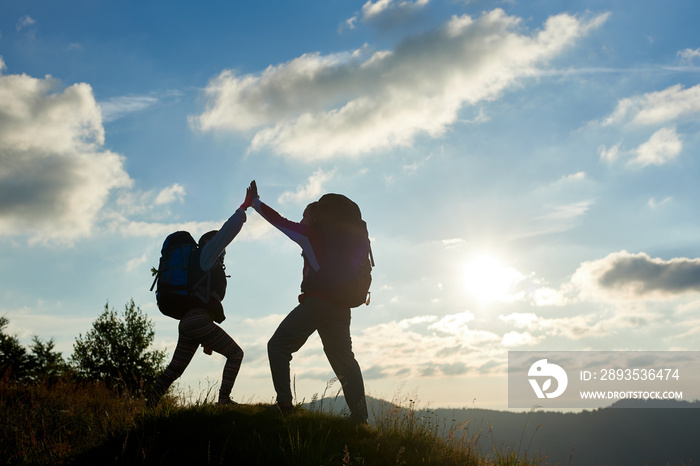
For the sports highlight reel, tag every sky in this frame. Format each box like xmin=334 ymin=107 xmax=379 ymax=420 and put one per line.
xmin=1 ymin=0 xmax=700 ymax=411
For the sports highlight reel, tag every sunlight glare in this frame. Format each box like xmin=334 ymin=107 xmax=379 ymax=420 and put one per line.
xmin=462 ymin=254 xmax=524 ymax=303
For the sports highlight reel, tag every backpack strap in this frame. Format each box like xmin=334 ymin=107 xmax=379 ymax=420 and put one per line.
xmin=150 ymin=270 xmax=159 ymax=292
xmin=191 ymin=269 xmax=211 ymax=303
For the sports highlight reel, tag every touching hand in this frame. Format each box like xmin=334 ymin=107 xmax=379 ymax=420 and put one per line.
xmin=240 ymin=181 xmax=256 ymax=210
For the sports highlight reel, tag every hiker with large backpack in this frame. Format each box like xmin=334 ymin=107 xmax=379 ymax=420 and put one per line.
xmin=146 ymin=183 xmax=255 ymax=408
xmin=251 ymin=185 xmax=373 ymax=423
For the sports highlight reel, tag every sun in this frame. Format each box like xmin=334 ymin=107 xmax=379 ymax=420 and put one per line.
xmin=462 ymin=254 xmax=524 ymax=303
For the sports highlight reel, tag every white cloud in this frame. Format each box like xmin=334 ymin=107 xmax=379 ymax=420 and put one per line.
xmin=0 ymin=62 xmax=132 ymax=243
xmin=536 ymin=200 xmax=593 ymax=221
xmin=571 ymin=251 xmax=700 ymax=301
xmin=114 ymin=183 xmax=187 ymax=220
xmin=441 ymin=238 xmax=466 ymax=249
xmin=427 ymin=310 xmax=475 ymax=334
xmin=99 ymin=95 xmax=159 ymax=122
xmin=499 ymin=312 xmax=539 ymax=328
xmin=108 ymin=218 xmax=224 ymax=240
xmin=361 ymin=0 xmax=393 ymax=20
xmin=677 ymin=48 xmax=700 ymax=65
xmin=1 ymin=303 xmax=95 ymax=353
xmin=498 ymin=249 xmax=700 ymax=344
xmin=595 ymin=83 xmax=700 ymax=171
xmin=530 ymin=286 xmax=570 ymax=306
xmin=603 ymin=83 xmax=700 ymax=127
xmin=398 ymin=315 xmax=438 ymax=328
xmin=598 ymin=141 xmax=622 ymax=162
xmin=126 ymin=253 xmax=148 ymax=272
xmin=107 ymin=210 xmax=273 ymax=242
xmin=353 ymin=304 xmax=645 ymax=379
xmin=561 ymin=171 xmax=586 ymax=183
xmin=648 ymin=196 xmax=672 ymax=208
xmin=16 ymin=16 xmax=35 ymax=32
xmin=155 ymin=183 xmax=186 ymax=205
xmin=342 ymin=0 xmax=432 ymax=35
xmin=631 ymin=126 xmax=682 ymax=167
xmin=524 ymin=251 xmax=700 ymax=314
xmin=499 ymin=311 xmax=608 ymax=339
xmin=277 ymin=168 xmax=336 ymax=204
xmin=193 ymin=10 xmax=608 ymax=160
xmin=356 ymin=312 xmax=503 ymax=378
xmin=597 ymin=128 xmax=683 ymax=169
xmin=501 ymin=331 xmax=542 ymax=347
xmin=361 ymin=0 xmax=430 ymax=22
xmin=343 ymin=16 xmax=358 ymax=31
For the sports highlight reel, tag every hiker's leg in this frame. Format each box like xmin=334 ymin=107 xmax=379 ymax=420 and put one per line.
xmin=267 ymin=300 xmax=322 ymax=406
xmin=147 ymin=312 xmax=200 ymax=407
xmin=318 ymin=308 xmax=368 ymax=423
xmin=198 ymin=322 xmax=244 ymax=402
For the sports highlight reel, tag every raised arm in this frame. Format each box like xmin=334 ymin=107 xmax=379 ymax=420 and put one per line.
xmin=199 ymin=183 xmax=256 ymax=271
xmin=252 ymin=198 xmax=320 ymax=272
xmin=199 ymin=208 xmax=246 ymax=271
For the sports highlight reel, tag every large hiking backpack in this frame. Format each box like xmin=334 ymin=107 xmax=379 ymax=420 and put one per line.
xmin=302 ymin=194 xmax=375 ymax=308
xmin=150 ymin=231 xmax=227 ymax=321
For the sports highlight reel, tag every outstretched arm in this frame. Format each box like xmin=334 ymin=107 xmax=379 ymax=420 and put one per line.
xmin=199 ymin=183 xmax=254 ymax=271
xmin=252 ymin=198 xmax=310 ymax=243
xmin=252 ymin=198 xmax=320 ymax=272
xmin=199 ymin=209 xmax=246 ymax=271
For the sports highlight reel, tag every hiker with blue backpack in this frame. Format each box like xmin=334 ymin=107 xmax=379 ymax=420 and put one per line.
xmin=251 ymin=183 xmax=373 ymax=424
xmin=146 ymin=183 xmax=256 ymax=408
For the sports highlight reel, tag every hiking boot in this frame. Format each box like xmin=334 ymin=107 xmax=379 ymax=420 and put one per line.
xmin=268 ymin=402 xmax=295 ymax=415
xmin=217 ymin=398 xmax=238 ymax=406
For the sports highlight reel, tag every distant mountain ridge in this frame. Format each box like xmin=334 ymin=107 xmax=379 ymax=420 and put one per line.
xmin=308 ymin=397 xmax=700 ymax=465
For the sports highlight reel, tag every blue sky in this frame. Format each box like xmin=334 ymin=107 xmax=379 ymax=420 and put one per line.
xmin=2 ymin=0 xmax=700 ymax=410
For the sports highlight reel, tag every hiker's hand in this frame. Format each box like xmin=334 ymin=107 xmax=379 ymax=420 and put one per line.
xmin=240 ymin=180 xmax=258 ymax=210
xmin=203 ymin=346 xmax=213 ymax=355
xmin=240 ymin=186 xmax=253 ymax=210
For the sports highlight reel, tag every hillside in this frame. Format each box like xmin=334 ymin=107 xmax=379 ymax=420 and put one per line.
xmin=1 ymin=380 xmax=537 ymax=465
xmin=70 ymin=402 xmax=489 ymax=466
xmin=71 ymin=398 xmax=699 ymax=465
xmin=5 ymin=379 xmax=696 ymax=465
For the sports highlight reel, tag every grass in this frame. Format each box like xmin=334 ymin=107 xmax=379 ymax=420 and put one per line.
xmin=0 ymin=379 xmax=546 ymax=465
xmin=0 ymin=379 xmax=142 ymax=465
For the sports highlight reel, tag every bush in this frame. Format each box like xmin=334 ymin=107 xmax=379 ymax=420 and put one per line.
xmin=70 ymin=300 xmax=165 ymax=396
xmin=26 ymin=336 xmax=70 ymax=384
xmin=1 ymin=316 xmax=71 ymax=385
xmin=0 ymin=316 xmax=31 ymax=382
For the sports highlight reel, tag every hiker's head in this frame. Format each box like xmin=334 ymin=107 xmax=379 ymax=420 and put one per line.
xmin=317 ymin=193 xmax=362 ymax=225
xmin=199 ymin=230 xmax=226 ymax=261
xmin=302 ymin=202 xmax=319 ymax=226
xmin=199 ymin=230 xmax=217 ymax=246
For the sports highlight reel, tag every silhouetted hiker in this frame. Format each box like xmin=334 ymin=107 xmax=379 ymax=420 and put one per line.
xmin=146 ymin=184 xmax=255 ymax=408
xmin=251 ymin=184 xmax=371 ymax=423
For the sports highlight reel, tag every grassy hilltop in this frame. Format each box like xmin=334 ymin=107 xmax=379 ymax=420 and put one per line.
xmin=1 ymin=380 xmax=542 ymax=466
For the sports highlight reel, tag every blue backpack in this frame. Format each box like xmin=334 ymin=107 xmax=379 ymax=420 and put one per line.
xmin=150 ymin=231 xmax=226 ymax=321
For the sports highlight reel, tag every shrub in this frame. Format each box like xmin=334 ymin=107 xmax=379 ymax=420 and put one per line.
xmin=0 ymin=316 xmax=31 ymax=382
xmin=70 ymin=299 xmax=165 ymax=395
